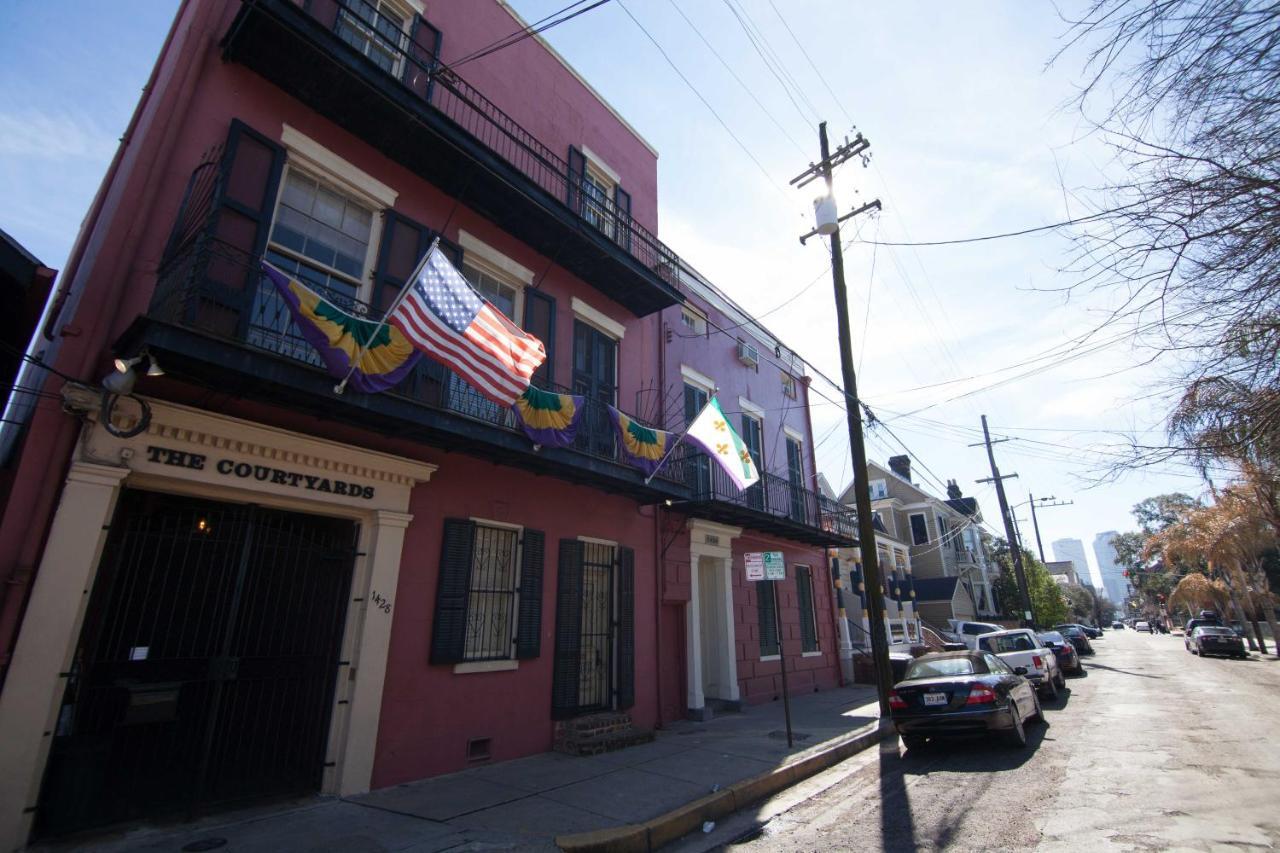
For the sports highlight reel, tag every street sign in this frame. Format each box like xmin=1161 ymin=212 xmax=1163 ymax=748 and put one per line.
xmin=746 ymin=551 xmax=786 ymax=581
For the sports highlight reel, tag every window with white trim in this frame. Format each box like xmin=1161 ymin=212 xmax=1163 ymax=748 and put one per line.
xmin=336 ymin=0 xmax=412 ymax=76
xmin=462 ymin=258 xmax=522 ymax=325
xmin=581 ymin=163 xmax=615 ymax=237
xmin=680 ymin=307 xmax=706 ymax=335
xmin=781 ymin=372 xmax=797 ymax=399
xmin=463 ymin=522 xmax=523 ymax=662
xmin=266 ymin=167 xmax=378 ymax=307
xmin=909 ymin=512 xmax=929 ymax=546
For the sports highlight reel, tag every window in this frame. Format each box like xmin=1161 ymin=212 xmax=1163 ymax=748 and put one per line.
xmin=462 ymin=261 xmax=520 ymax=323
xmin=984 ymin=653 xmax=1013 ymax=675
xmin=869 ymin=478 xmax=888 ymax=500
xmin=758 ymin=581 xmax=780 ymax=658
xmin=741 ymin=413 xmax=764 ymax=509
xmin=463 ymin=524 xmax=522 ymax=661
xmin=909 ymin=513 xmax=929 ymax=546
xmin=430 ymin=519 xmax=545 ymax=668
xmin=680 ymin=307 xmax=706 ymax=335
xmin=796 ymin=566 xmax=819 ymax=653
xmin=581 ymin=165 xmax=614 ymax=237
xmin=336 ymin=0 xmax=411 ymax=76
xmin=267 ymin=168 xmax=376 ymax=306
xmin=781 ymin=373 xmax=797 ymax=399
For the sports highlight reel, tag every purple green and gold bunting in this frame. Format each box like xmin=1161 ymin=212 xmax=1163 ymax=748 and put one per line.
xmin=262 ymin=262 xmax=421 ymax=393
xmin=607 ymin=406 xmax=674 ymax=476
xmin=511 ymin=385 xmax=584 ymax=448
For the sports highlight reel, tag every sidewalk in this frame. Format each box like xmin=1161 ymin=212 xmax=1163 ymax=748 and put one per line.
xmin=43 ymin=685 xmax=881 ymax=853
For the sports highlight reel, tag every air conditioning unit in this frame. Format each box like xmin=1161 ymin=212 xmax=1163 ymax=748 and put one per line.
xmin=736 ymin=341 xmax=759 ymax=368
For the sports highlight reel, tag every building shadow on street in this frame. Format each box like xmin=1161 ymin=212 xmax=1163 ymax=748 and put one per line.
xmin=1083 ymin=661 xmax=1164 ymax=679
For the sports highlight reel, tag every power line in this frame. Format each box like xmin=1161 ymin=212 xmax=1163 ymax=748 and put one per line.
xmin=718 ymin=0 xmax=821 ymax=127
xmin=449 ymin=0 xmax=610 ymax=69
xmin=855 ymin=202 xmax=1141 ymax=248
xmin=765 ymin=0 xmax=855 ymax=128
xmin=615 ymin=0 xmax=791 ymax=200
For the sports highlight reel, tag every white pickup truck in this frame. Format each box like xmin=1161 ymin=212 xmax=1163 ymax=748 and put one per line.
xmin=975 ymin=628 xmax=1065 ymax=699
xmin=945 ymin=620 xmax=1004 ymax=649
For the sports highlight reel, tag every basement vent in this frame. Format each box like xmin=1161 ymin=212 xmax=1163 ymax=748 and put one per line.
xmin=466 ymin=737 xmax=492 ymax=762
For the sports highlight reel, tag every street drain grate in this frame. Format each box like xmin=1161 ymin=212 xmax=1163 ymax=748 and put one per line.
xmin=767 ymin=730 xmax=811 ymax=742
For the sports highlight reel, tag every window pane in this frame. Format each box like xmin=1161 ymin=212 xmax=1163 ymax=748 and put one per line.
xmin=463 ymin=525 xmax=520 ymax=661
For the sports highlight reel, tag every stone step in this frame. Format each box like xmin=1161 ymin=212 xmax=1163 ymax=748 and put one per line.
xmin=554 ymin=726 xmax=655 ymax=757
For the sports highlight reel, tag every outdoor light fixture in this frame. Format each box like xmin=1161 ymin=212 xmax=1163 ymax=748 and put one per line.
xmin=113 ymin=355 xmax=143 ymax=374
xmin=101 ymin=367 xmax=137 ymax=396
xmin=113 ymin=350 xmax=164 ymax=379
xmin=145 ymin=356 xmax=165 ymax=377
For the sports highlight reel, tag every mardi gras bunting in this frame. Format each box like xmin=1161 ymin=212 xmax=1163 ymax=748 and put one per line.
xmin=511 ymin=385 xmax=584 ymax=448
xmin=263 ymin=263 xmax=421 ymax=393
xmin=607 ymin=406 xmax=675 ymax=477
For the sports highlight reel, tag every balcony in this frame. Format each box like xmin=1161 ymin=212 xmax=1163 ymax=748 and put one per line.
xmin=118 ymin=245 xmax=853 ymax=546
xmin=221 ymin=0 xmax=685 ymax=317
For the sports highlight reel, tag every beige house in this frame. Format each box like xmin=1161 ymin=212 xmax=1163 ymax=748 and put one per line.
xmin=838 ymin=457 xmax=999 ymax=628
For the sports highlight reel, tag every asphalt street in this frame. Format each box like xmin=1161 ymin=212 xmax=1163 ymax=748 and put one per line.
xmin=709 ymin=628 xmax=1280 ymax=852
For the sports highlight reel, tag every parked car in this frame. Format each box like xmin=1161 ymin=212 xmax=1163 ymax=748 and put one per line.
xmin=1134 ymin=620 xmax=1151 ymax=633
xmin=1061 ymin=622 xmax=1102 ymax=639
xmin=1054 ymin=624 xmax=1096 ymax=655
xmin=889 ymin=651 xmax=1043 ymax=750
xmin=1186 ymin=625 xmax=1248 ymax=658
xmin=1184 ymin=615 xmax=1221 ymax=635
xmin=945 ymin=620 xmax=1005 ymax=650
xmin=1111 ymin=621 xmax=1125 ymax=630
xmin=1038 ymin=631 xmax=1082 ymax=675
xmin=976 ymin=629 xmax=1065 ymax=698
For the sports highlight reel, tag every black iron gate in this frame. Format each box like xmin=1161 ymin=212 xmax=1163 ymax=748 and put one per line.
xmin=36 ymin=490 xmax=358 ymax=838
xmin=577 ymin=541 xmax=616 ymax=712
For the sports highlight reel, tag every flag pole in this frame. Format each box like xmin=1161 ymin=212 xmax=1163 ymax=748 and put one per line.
xmin=642 ymin=392 xmax=717 ymax=486
xmin=334 ymin=236 xmax=440 ymax=394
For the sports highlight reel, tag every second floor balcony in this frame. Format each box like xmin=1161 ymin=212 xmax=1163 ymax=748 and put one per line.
xmin=120 ymin=234 xmax=855 ymax=547
xmin=221 ymin=0 xmax=686 ymax=317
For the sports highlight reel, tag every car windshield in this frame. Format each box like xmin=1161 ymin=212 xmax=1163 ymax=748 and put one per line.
xmin=1196 ymin=626 xmax=1235 ymax=636
xmin=905 ymin=658 xmax=977 ymax=679
xmin=979 ymin=634 xmax=1036 ymax=653
xmin=1038 ymin=632 xmax=1066 ymax=644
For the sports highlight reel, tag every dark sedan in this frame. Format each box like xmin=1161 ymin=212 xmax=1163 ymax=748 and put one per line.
xmin=1038 ymin=631 xmax=1082 ymax=675
xmin=1186 ymin=625 xmax=1247 ymax=658
xmin=1054 ymin=624 xmax=1096 ymax=656
xmin=889 ymin=651 xmax=1042 ymax=749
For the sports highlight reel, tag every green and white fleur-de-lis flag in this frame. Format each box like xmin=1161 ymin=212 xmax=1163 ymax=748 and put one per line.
xmin=684 ymin=397 xmax=761 ymax=491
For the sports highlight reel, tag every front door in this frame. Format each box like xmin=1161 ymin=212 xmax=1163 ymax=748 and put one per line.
xmin=572 ymin=320 xmax=617 ymax=459
xmin=36 ymin=490 xmax=357 ymax=837
xmin=697 ymin=555 xmax=727 ymax=700
xmin=741 ymin=414 xmax=764 ymax=510
xmin=786 ymin=436 xmax=806 ymax=522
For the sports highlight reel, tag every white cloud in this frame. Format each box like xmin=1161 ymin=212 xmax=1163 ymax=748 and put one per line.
xmin=0 ymin=110 xmax=118 ymax=161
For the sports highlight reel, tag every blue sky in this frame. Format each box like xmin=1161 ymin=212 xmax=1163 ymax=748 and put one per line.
xmin=0 ymin=0 xmax=1210 ymax=590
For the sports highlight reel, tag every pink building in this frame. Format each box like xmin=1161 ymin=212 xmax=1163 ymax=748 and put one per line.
xmin=0 ymin=1 xmax=854 ymax=846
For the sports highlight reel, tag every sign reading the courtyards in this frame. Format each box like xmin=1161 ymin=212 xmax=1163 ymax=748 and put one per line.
xmin=144 ymin=445 xmax=376 ymax=499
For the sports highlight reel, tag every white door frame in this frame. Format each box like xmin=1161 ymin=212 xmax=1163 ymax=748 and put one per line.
xmin=686 ymin=520 xmax=742 ymax=713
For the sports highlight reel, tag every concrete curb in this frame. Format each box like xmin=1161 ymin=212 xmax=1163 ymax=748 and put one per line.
xmin=555 ymin=721 xmax=886 ymax=852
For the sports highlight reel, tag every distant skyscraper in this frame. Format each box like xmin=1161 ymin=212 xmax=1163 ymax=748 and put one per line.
xmin=1093 ymin=531 xmax=1129 ymax=606
xmin=1051 ymin=538 xmax=1092 ymax=588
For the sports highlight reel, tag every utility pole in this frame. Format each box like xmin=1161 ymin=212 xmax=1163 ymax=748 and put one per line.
xmin=1027 ymin=493 xmax=1073 ymax=564
xmin=973 ymin=415 xmax=1035 ymax=629
xmin=791 ymin=122 xmax=893 ymax=716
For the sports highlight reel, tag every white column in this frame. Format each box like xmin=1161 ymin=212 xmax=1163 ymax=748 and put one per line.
xmin=0 ymin=462 xmax=128 ymax=853
xmin=335 ymin=509 xmax=412 ymax=796
xmin=685 ymin=559 xmax=704 ymax=712
xmin=719 ymin=557 xmax=740 ymax=702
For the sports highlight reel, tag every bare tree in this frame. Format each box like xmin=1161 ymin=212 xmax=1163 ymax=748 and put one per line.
xmin=1058 ymin=2 xmax=1280 ymax=469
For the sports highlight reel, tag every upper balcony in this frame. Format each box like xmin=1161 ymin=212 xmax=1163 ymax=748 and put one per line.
xmin=119 ymin=238 xmax=854 ymax=547
xmin=221 ymin=0 xmax=685 ymax=317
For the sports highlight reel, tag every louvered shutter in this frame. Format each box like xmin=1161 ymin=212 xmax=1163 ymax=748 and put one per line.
xmin=551 ymin=539 xmax=584 ymax=719
xmin=566 ymin=146 xmax=586 ymax=214
xmin=523 ymin=290 xmax=556 ymax=386
xmin=515 ymin=528 xmax=545 ymax=659
xmin=616 ymin=546 xmax=636 ymax=710
xmin=613 ymin=185 xmax=631 ymax=252
xmin=429 ymin=518 xmax=476 ymax=664
xmin=758 ymin=580 xmax=780 ymax=657
xmin=403 ymin=14 xmax=443 ymax=102
xmin=200 ymin=120 xmax=284 ymax=336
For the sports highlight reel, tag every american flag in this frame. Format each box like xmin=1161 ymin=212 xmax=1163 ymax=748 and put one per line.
xmin=390 ymin=247 xmax=546 ymax=406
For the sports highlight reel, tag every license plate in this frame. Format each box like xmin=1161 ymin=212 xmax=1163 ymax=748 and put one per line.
xmin=923 ymin=692 xmax=947 ymax=706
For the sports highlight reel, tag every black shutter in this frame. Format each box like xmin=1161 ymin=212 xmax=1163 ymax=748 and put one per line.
xmin=551 ymin=539 xmax=584 ymax=719
xmin=567 ymin=146 xmax=586 ymax=214
xmin=515 ymin=528 xmax=545 ymax=659
xmin=202 ymin=120 xmax=285 ymax=334
xmin=616 ymin=546 xmax=636 ymax=710
xmin=797 ymin=566 xmax=818 ymax=653
xmin=429 ymin=518 xmax=476 ymax=664
xmin=523 ymin=290 xmax=556 ymax=386
xmin=758 ymin=580 xmax=780 ymax=657
xmin=403 ymin=14 xmax=443 ymax=102
xmin=374 ymin=211 xmax=434 ymax=313
xmin=613 ymin=185 xmax=632 ymax=252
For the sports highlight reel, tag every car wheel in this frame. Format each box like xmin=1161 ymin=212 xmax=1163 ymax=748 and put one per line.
xmin=1004 ymin=703 xmax=1027 ymax=748
xmin=1040 ymin=675 xmax=1058 ymax=701
xmin=1054 ymin=672 xmax=1066 ymax=690
xmin=1191 ymin=647 xmax=1199 ymax=655
xmin=902 ymin=734 xmax=928 ymax=751
xmin=1030 ymin=690 xmax=1045 ymax=724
